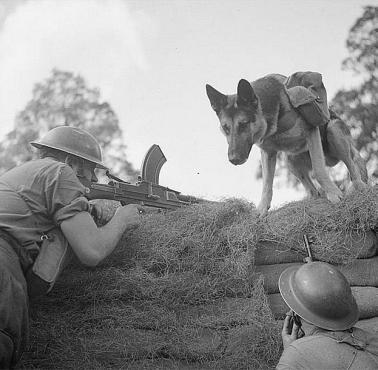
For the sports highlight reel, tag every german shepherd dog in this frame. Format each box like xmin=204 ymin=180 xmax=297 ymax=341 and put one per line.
xmin=206 ymin=73 xmax=367 ymax=215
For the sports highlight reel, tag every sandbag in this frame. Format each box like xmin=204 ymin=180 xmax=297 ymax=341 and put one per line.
xmin=351 ymin=287 xmax=378 ymax=319
xmin=254 ymin=241 xmax=305 ymax=265
xmin=267 ymin=293 xmax=289 ymax=319
xmin=257 ymin=257 xmax=378 ymax=294
xmin=339 ymin=257 xmax=378 ymax=287
xmin=356 ymin=317 xmax=378 ymax=334
xmin=255 ymin=262 xmax=302 ymax=294
xmin=351 ymin=230 xmax=378 ymax=259
xmin=254 ymin=231 xmax=377 ymax=266
xmin=268 ymin=287 xmax=378 ymax=320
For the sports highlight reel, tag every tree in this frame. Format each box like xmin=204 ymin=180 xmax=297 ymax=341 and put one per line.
xmin=0 ymin=69 xmax=139 ymax=180
xmin=331 ymin=6 xmax=378 ymax=180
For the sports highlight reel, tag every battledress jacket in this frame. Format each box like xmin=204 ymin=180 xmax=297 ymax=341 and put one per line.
xmin=276 ymin=327 xmax=378 ymax=369
xmin=0 ymin=157 xmax=90 ymax=271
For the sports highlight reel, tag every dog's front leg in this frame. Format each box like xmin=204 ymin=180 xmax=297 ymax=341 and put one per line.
xmin=257 ymin=149 xmax=277 ymax=216
xmin=306 ymin=127 xmax=343 ymax=203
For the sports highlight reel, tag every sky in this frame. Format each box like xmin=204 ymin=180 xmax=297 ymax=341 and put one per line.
xmin=0 ymin=0 xmax=375 ymax=208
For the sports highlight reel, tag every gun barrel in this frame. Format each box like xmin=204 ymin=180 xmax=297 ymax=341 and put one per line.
xmin=176 ymin=193 xmax=202 ymax=204
xmin=303 ymin=234 xmax=313 ymax=262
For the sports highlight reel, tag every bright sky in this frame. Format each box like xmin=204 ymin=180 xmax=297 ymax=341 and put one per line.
xmin=0 ymin=0 xmax=374 ymax=208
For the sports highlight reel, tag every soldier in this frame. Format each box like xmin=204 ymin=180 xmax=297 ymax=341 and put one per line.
xmin=277 ymin=261 xmax=378 ymax=369
xmin=0 ymin=126 xmax=142 ymax=368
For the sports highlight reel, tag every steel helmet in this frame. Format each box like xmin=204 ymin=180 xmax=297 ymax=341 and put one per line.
xmin=279 ymin=261 xmax=358 ymax=331
xmin=30 ymin=126 xmax=107 ymax=169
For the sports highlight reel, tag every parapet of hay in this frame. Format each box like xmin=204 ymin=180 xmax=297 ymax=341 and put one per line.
xmin=260 ymin=186 xmax=378 ymax=264
xmin=22 ymin=199 xmax=282 ymax=369
xmin=26 ymin=190 xmax=378 ymax=368
xmin=105 ymin=198 xmax=261 ymax=305
xmin=106 ymin=187 xmax=378 ymax=270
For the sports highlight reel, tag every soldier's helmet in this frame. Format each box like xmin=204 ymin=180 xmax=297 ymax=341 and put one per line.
xmin=30 ymin=126 xmax=107 ymax=169
xmin=279 ymin=261 xmax=359 ymax=330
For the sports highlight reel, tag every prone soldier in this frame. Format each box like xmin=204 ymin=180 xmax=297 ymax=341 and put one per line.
xmin=0 ymin=126 xmax=143 ymax=368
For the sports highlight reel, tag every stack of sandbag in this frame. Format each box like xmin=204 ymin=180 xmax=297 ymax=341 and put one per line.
xmin=254 ymin=224 xmax=378 ymax=329
xmin=252 ymin=187 xmax=378 ymax=328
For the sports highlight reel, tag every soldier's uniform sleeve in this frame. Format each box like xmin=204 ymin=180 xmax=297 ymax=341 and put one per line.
xmin=43 ymin=163 xmax=90 ymax=225
xmin=276 ymin=345 xmax=308 ymax=369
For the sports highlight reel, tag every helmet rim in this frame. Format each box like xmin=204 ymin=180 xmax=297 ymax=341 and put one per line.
xmin=279 ymin=263 xmax=359 ymax=330
xmin=30 ymin=126 xmax=107 ymax=170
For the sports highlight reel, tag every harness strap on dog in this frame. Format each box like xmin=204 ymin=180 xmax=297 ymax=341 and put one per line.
xmin=275 ymin=105 xmax=299 ymax=135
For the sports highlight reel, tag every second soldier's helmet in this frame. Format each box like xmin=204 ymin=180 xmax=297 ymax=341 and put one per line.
xmin=30 ymin=126 xmax=107 ymax=169
xmin=279 ymin=261 xmax=359 ymax=330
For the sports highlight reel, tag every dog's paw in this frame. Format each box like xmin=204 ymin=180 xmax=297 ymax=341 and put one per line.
xmin=347 ymin=181 xmax=369 ymax=194
xmin=257 ymin=203 xmax=269 ymax=217
xmin=326 ymin=189 xmax=343 ymax=203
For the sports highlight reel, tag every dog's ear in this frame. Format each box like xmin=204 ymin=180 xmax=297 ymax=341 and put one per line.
xmin=237 ymin=79 xmax=257 ymax=107
xmin=206 ymin=84 xmax=227 ymax=113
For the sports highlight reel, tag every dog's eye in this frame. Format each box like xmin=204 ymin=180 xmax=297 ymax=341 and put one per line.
xmin=238 ymin=121 xmax=250 ymax=132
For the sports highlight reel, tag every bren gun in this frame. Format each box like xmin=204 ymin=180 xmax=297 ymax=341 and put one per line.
xmin=84 ymin=144 xmax=201 ymax=210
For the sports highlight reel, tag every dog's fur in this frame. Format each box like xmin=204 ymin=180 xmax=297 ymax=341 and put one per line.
xmin=206 ymin=73 xmax=367 ymax=215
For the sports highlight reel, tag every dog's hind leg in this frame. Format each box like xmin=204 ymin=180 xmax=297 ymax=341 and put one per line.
xmin=306 ymin=127 xmax=343 ymax=203
xmin=325 ymin=119 xmax=368 ymax=190
xmin=286 ymin=152 xmax=320 ymax=198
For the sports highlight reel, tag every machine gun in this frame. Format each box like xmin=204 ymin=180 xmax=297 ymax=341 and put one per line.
xmin=84 ymin=144 xmax=202 ymax=210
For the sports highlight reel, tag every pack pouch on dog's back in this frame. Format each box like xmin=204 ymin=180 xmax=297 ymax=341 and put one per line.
xmin=286 ymin=85 xmax=330 ymax=127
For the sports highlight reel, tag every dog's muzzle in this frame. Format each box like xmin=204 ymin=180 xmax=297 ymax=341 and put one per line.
xmin=229 ymin=156 xmax=247 ymax=165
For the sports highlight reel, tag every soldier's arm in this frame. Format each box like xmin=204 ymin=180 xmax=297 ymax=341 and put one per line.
xmin=60 ymin=204 xmax=142 ymax=267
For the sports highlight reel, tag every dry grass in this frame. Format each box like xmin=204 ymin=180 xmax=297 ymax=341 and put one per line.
xmin=261 ymin=186 xmax=378 ymax=263
xmin=21 ymin=199 xmax=281 ymax=369
xmin=19 ymin=188 xmax=378 ymax=369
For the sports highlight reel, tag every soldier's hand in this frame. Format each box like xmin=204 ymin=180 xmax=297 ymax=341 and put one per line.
xmin=89 ymin=200 xmax=117 ymax=225
xmin=282 ymin=312 xmax=300 ymax=350
xmin=114 ymin=204 xmax=144 ymax=230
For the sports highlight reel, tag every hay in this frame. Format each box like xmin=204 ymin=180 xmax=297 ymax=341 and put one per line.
xmin=261 ymin=186 xmax=378 ymax=264
xmin=21 ymin=199 xmax=281 ymax=369
xmin=22 ymin=271 xmax=281 ymax=369
xmin=20 ymin=189 xmax=378 ymax=368
xmin=104 ymin=198 xmax=261 ymax=305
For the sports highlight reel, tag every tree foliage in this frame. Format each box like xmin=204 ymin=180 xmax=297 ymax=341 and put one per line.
xmin=0 ymin=69 xmax=138 ymax=180
xmin=331 ymin=6 xmax=378 ymax=179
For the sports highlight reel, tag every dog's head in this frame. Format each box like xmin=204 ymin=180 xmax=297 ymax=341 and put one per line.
xmin=206 ymin=79 xmax=267 ymax=165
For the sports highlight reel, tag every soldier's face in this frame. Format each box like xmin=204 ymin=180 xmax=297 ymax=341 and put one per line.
xmin=71 ymin=159 xmax=98 ymax=184
xmin=81 ymin=162 xmax=98 ymax=183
